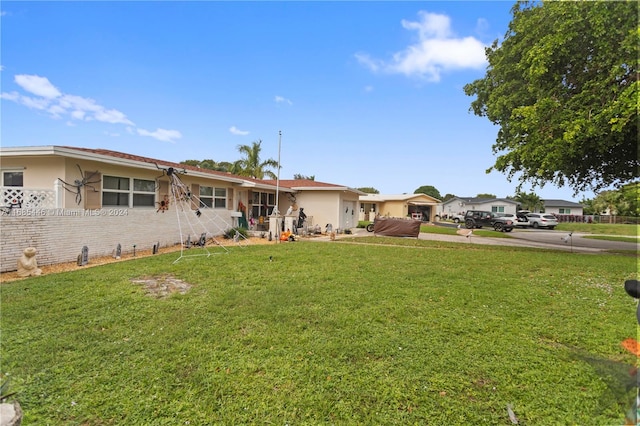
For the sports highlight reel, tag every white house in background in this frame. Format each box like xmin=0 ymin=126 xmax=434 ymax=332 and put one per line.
xmin=541 ymin=199 xmax=584 ymax=215
xmin=440 ymin=197 xmax=520 ymax=217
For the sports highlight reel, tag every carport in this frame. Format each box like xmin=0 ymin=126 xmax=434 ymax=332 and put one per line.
xmin=408 ymin=201 xmax=438 ymax=222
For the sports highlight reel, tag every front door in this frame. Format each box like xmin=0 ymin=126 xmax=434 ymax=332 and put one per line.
xmin=342 ymin=201 xmax=356 ymax=229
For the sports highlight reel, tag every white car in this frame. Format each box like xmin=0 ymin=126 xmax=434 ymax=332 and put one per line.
xmin=526 ymin=213 xmax=558 ymax=229
xmin=451 ymin=214 xmax=465 ymax=223
xmin=496 ymin=213 xmax=530 ymax=227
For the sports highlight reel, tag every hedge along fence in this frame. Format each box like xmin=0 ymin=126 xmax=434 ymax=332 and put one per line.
xmin=0 ymin=207 xmax=236 ymax=273
xmin=554 ymin=214 xmax=640 ymax=225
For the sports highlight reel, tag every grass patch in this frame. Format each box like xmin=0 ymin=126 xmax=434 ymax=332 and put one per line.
xmin=1 ymin=240 xmax=638 ymax=424
xmin=583 ymin=235 xmax=639 ymax=244
xmin=556 ymin=223 xmax=638 ymax=236
xmin=420 ymin=224 xmax=512 ymax=238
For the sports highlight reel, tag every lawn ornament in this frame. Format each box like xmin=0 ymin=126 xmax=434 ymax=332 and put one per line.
xmin=156 ymin=194 xmax=170 ymax=213
xmin=0 ymin=201 xmax=22 ymax=215
xmin=17 ymin=247 xmax=42 ymax=277
xmin=298 ymin=208 xmax=307 ymax=228
xmin=154 ymin=161 xmax=249 ymax=262
xmin=456 ymin=224 xmax=473 ymax=239
xmin=58 ymin=164 xmax=101 ymax=205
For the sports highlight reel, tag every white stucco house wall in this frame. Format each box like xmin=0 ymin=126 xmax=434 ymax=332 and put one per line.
xmin=0 ymin=145 xmax=362 ymax=271
xmin=541 ymin=199 xmax=584 ymax=215
xmin=440 ymin=197 xmax=520 ymax=217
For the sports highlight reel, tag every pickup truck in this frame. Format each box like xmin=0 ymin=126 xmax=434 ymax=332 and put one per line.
xmin=464 ymin=210 xmax=514 ymax=232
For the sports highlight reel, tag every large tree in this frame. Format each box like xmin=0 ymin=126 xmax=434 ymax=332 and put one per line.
xmin=414 ymin=185 xmax=442 ymax=200
xmin=234 ymin=140 xmax=279 ymax=179
xmin=464 ymin=1 xmax=638 ymax=194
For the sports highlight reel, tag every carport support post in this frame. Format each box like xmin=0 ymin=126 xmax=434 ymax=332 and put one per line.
xmin=269 ymin=215 xmax=282 ymax=243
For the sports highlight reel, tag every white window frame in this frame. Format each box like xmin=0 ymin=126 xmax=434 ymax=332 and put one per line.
xmin=1 ymin=169 xmax=24 ymax=187
xmin=199 ymin=186 xmax=213 ymax=208
xmin=214 ymin=187 xmax=227 ymax=208
xmin=102 ymin=175 xmax=156 ymax=208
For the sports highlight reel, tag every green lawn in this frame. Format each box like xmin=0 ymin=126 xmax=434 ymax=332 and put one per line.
xmin=1 ymin=239 xmax=638 ymax=424
xmin=555 ymin=223 xmax=638 ymax=236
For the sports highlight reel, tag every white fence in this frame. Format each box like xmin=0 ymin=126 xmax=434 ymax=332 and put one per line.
xmin=1 ymin=187 xmax=58 ymax=210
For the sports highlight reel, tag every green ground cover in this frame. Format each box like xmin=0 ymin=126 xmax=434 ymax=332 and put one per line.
xmin=1 ymin=239 xmax=637 ymax=424
xmin=555 ymin=223 xmax=638 ymax=236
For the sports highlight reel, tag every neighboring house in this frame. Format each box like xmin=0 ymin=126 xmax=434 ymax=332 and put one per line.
xmin=541 ymin=199 xmax=584 ymax=216
xmin=0 ymin=145 xmax=359 ymax=271
xmin=359 ymin=193 xmax=441 ymax=222
xmin=440 ymin=197 xmax=520 ymax=218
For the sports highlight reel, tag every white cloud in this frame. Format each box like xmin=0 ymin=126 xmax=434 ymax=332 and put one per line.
xmin=47 ymin=104 xmax=66 ymax=118
xmin=137 ymin=128 xmax=182 ymax=143
xmin=356 ymin=10 xmax=487 ymax=81
xmin=274 ymin=95 xmax=292 ymax=105
xmin=1 ymin=73 xmax=181 ymax=139
xmin=94 ymin=108 xmax=133 ymax=125
xmin=229 ymin=126 xmax=249 ymax=136
xmin=15 ymin=74 xmax=61 ymax=98
xmin=0 ymin=91 xmax=18 ymax=101
xmin=20 ymin=95 xmax=51 ymax=111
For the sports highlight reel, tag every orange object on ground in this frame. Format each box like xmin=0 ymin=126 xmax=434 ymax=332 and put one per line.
xmin=280 ymin=230 xmax=292 ymax=241
xmin=621 ymin=338 xmax=640 ymax=357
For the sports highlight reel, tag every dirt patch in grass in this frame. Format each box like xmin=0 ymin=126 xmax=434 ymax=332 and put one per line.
xmin=131 ymin=274 xmax=193 ymax=298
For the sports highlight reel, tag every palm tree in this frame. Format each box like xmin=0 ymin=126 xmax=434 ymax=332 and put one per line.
xmin=514 ymin=191 xmax=542 ymax=212
xmin=234 ymin=140 xmax=279 ymax=179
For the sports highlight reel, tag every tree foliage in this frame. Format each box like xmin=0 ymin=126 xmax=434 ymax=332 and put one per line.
xmin=475 ymin=193 xmax=497 ymax=199
xmin=357 ymin=187 xmax=379 ymax=194
xmin=180 ymin=159 xmax=235 ymax=172
xmin=234 ymin=140 xmax=279 ymax=179
xmin=414 ymin=185 xmax=442 ymax=200
xmin=583 ymin=182 xmax=640 ymax=216
xmin=513 ymin=191 xmax=542 ymax=212
xmin=293 ymin=174 xmax=315 ymax=180
xmin=464 ymin=1 xmax=639 ymax=194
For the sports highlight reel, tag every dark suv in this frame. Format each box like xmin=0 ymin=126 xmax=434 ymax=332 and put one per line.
xmin=464 ymin=210 xmax=514 ymax=232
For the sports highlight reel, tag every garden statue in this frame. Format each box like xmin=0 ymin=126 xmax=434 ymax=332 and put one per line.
xmin=298 ymin=208 xmax=307 ymax=228
xmin=17 ymin=247 xmax=42 ymax=277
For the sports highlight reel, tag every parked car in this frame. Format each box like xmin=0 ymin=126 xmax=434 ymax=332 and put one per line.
xmin=464 ymin=210 xmax=514 ymax=232
xmin=451 ymin=214 xmax=465 ymax=223
xmin=526 ymin=213 xmax=558 ymax=229
xmin=497 ymin=213 xmax=530 ymax=227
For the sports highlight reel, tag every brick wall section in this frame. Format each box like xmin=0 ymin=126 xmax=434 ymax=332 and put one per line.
xmin=0 ymin=208 xmax=234 ymax=272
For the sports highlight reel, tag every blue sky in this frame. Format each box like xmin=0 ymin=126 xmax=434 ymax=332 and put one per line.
xmin=1 ymin=1 xmax=589 ymax=201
